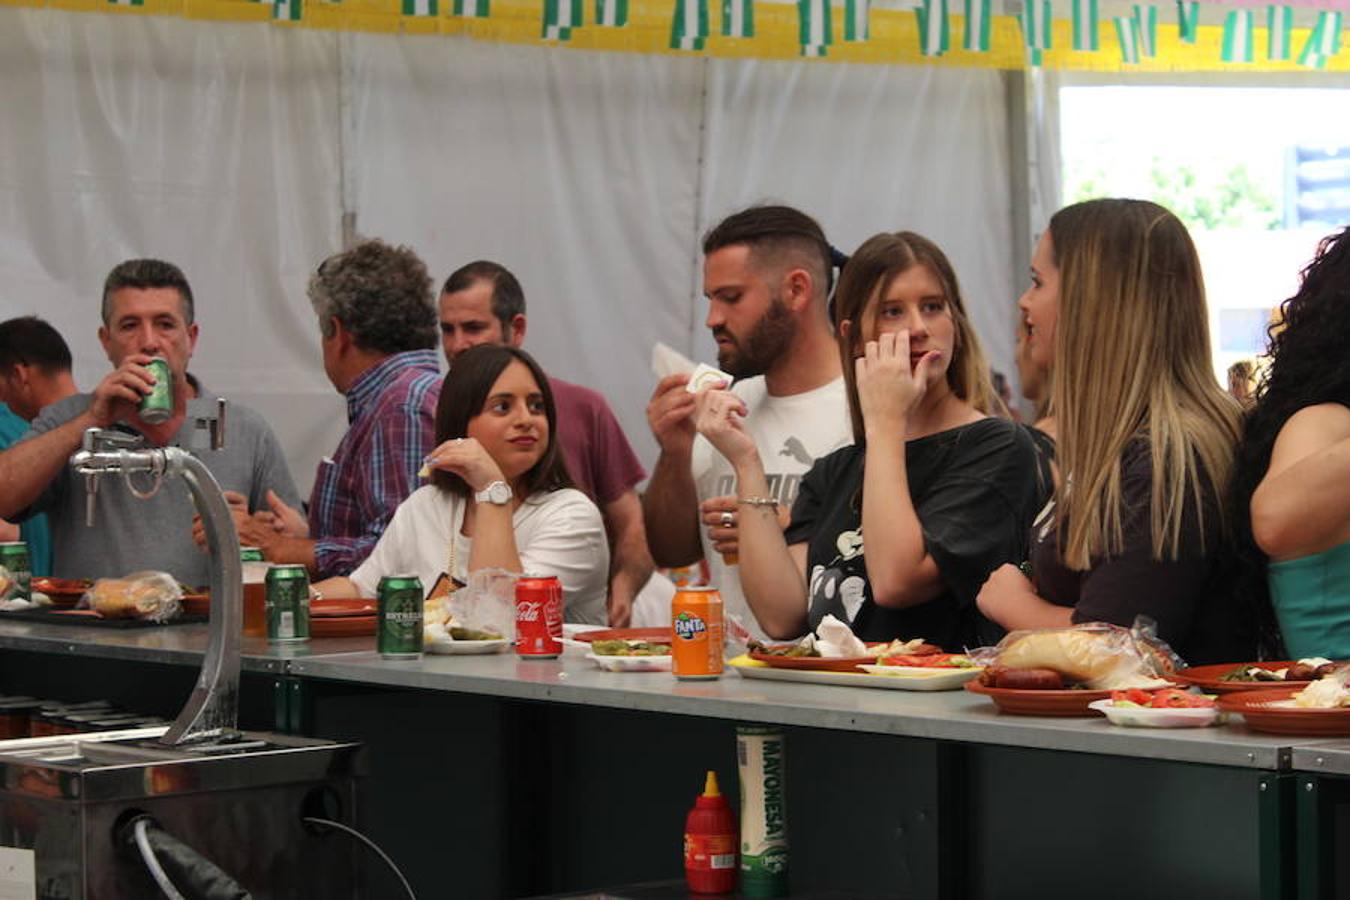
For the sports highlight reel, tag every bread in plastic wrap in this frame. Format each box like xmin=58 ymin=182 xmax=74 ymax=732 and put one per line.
xmin=81 ymin=571 xmax=182 ymax=622
xmin=970 ymin=620 xmax=1182 ymax=689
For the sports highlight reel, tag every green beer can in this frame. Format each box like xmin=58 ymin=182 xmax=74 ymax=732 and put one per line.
xmin=240 ymin=546 xmax=265 ymax=562
xmin=139 ymin=357 xmax=174 ymax=424
xmin=737 ymin=725 xmax=789 ymax=898
xmin=264 ymin=564 xmax=310 ymax=643
xmin=377 ymin=575 xmax=423 ymax=659
xmin=0 ymin=542 xmax=30 ymax=602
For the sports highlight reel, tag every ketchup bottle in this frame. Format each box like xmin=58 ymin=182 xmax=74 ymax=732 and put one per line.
xmin=684 ymin=770 xmax=738 ymax=894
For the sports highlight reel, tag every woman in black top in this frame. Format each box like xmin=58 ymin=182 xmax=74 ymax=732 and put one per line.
xmin=976 ymin=199 xmax=1250 ymax=664
xmin=695 ymin=232 xmax=1047 ymax=649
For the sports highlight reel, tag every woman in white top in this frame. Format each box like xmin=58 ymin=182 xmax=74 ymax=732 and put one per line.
xmin=315 ymin=345 xmax=609 ymax=624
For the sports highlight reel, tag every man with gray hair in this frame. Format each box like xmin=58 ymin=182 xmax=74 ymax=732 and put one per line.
xmin=230 ymin=239 xmax=442 ymax=578
xmin=0 ymin=259 xmax=300 ymax=585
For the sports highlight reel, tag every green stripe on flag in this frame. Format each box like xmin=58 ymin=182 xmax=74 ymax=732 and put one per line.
xmin=1114 ymin=15 xmax=1139 ymax=63
xmin=1133 ymin=4 xmax=1156 ymax=56
xmin=1175 ymin=0 xmax=1198 ymax=43
xmin=844 ymin=0 xmax=868 ymax=41
xmin=273 ymin=0 xmax=301 ymax=20
xmin=1221 ymin=8 xmax=1254 ymax=62
xmin=797 ymin=0 xmax=833 ymax=50
xmin=915 ymin=0 xmax=949 ymax=56
xmin=595 ymin=0 xmax=627 ymax=26
xmin=1267 ymin=5 xmax=1292 ymax=60
xmin=453 ymin=0 xmax=488 ymax=14
xmin=721 ymin=0 xmax=753 ymax=36
xmin=964 ymin=0 xmax=990 ymax=51
xmin=542 ymin=0 xmax=583 ymax=40
xmin=108 ymin=0 xmax=145 ymax=7
xmin=801 ymin=42 xmax=828 ymax=56
xmin=402 ymin=0 xmax=438 ymax=16
xmin=670 ymin=0 xmax=709 ymax=48
xmin=1298 ymin=10 xmax=1342 ymax=67
xmin=1072 ymin=0 xmax=1098 ymax=51
xmin=1019 ymin=0 xmax=1051 ymax=50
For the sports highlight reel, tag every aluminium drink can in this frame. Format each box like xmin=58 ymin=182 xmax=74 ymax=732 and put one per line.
xmin=377 ymin=575 xmax=424 ymax=659
xmin=138 ymin=357 xmax=174 ymax=425
xmin=0 ymin=542 xmax=30 ymax=602
xmin=515 ymin=575 xmax=563 ymax=659
xmin=737 ymin=725 xmax=789 ymax=898
xmin=240 ymin=546 xmax=265 ymax=563
xmin=264 ymin=564 xmax=310 ymax=644
xmin=672 ymin=586 xmax=724 ymax=680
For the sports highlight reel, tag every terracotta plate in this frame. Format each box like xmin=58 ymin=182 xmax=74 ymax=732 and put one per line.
xmin=311 ymin=598 xmax=377 ymax=618
xmin=179 ymin=593 xmax=210 ymax=618
xmin=30 ymin=577 xmax=93 ymax=609
xmin=1216 ymin=686 xmax=1350 ymax=736
xmin=310 ymin=615 xmax=376 ymax=638
xmin=571 ymin=627 xmax=672 ymax=644
xmin=747 ymin=650 xmax=875 ymax=673
xmin=964 ymin=680 xmax=1113 ymax=717
xmin=1173 ymin=661 xmax=1329 ymax=694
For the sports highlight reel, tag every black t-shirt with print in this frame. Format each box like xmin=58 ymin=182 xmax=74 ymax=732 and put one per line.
xmin=785 ymin=417 xmax=1048 ymax=650
xmin=1030 ymin=440 xmax=1254 ymax=665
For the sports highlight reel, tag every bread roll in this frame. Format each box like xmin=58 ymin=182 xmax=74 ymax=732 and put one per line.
xmin=996 ymin=629 xmax=1146 ymax=688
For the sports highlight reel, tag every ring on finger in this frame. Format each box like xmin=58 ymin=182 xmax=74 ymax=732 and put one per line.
xmin=719 ymin=511 xmax=734 ymax=528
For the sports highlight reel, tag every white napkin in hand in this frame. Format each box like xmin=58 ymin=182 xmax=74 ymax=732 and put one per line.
xmin=814 ymin=614 xmax=868 ymax=658
xmin=651 ymin=342 xmax=695 ymax=379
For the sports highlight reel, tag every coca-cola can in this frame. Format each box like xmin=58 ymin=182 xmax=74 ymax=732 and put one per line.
xmin=515 ymin=575 xmax=563 ymax=659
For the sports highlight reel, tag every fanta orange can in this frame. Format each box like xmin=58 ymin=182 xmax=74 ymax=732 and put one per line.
xmin=672 ymin=586 xmax=725 ymax=680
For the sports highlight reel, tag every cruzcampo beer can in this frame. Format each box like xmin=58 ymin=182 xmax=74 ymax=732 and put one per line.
xmin=672 ymin=586 xmax=724 ymax=680
xmin=139 ymin=357 xmax=174 ymax=424
xmin=377 ymin=575 xmax=424 ymax=659
xmin=0 ymin=542 xmax=30 ymax=602
xmin=737 ymin=725 xmax=789 ymax=898
xmin=264 ymin=564 xmax=310 ymax=644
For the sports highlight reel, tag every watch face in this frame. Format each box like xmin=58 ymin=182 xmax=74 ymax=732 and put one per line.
xmin=486 ymin=482 xmax=511 ymax=504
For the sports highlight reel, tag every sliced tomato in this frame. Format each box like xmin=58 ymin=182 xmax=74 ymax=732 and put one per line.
xmin=1147 ymin=688 xmax=1214 ymax=709
xmin=1111 ymin=689 xmax=1154 ymax=706
xmin=880 ymin=653 xmax=964 ymax=668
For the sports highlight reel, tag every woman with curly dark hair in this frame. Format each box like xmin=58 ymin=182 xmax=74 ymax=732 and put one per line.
xmin=1232 ymin=227 xmax=1350 ymax=659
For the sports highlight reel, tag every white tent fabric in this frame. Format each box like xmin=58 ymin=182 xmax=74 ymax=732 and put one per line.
xmin=0 ymin=8 xmax=1016 ymax=494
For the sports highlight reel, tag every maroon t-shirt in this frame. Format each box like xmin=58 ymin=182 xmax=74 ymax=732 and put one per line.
xmin=549 ymin=377 xmax=646 ymax=507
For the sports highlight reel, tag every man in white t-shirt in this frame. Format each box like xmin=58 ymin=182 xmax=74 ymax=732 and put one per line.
xmin=643 ymin=205 xmax=851 ymax=640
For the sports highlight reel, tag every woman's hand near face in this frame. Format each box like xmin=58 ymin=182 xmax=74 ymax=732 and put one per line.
xmin=855 ymin=331 xmax=939 ymax=436
xmin=427 ymin=437 xmax=506 ymax=492
xmin=694 ymin=387 xmax=758 ymax=468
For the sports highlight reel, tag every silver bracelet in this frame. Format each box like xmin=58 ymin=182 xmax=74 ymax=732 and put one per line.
xmin=737 ymin=496 xmax=779 ymax=510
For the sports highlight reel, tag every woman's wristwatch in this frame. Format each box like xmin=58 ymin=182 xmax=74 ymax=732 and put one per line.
xmin=475 ymin=480 xmax=512 ymax=505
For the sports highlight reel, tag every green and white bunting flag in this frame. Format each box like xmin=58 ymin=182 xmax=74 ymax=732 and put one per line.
xmin=1133 ymin=4 xmax=1156 ymax=56
xmin=964 ymin=0 xmax=991 ymax=51
xmin=273 ymin=0 xmax=301 ymax=20
xmin=107 ymin=0 xmax=145 ymax=7
xmin=1072 ymin=0 xmax=1098 ymax=51
xmin=798 ymin=0 xmax=833 ymax=52
xmin=1298 ymin=10 xmax=1342 ymax=67
xmin=671 ymin=0 xmax=708 ymax=48
xmin=595 ymin=0 xmax=626 ymax=25
xmin=454 ymin=0 xmax=488 ymax=14
xmin=1019 ymin=0 xmax=1052 ymax=50
xmin=543 ymin=0 xmax=582 ymax=39
xmin=1114 ymin=15 xmax=1139 ymax=62
xmin=915 ymin=0 xmax=949 ymax=55
xmin=844 ymin=0 xmax=869 ymax=41
xmin=402 ymin=0 xmax=437 ymax=16
xmin=1221 ymin=8 xmax=1254 ymax=62
xmin=722 ymin=0 xmax=753 ymax=37
xmin=1175 ymin=0 xmax=1198 ymax=43
xmin=1267 ymin=5 xmax=1292 ymax=60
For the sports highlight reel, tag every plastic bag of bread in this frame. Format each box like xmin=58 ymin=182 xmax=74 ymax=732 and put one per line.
xmin=79 ymin=571 xmax=182 ymax=623
xmin=970 ymin=620 xmax=1181 ymax=690
xmin=425 ymin=567 xmax=516 ymax=645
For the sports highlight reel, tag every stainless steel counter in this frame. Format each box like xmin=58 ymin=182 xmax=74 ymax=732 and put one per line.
xmin=286 ymin=650 xmax=1330 ymax=770
xmin=1291 ymin=740 xmax=1350 ymax=775
xmin=0 ymin=619 xmax=372 ymax=673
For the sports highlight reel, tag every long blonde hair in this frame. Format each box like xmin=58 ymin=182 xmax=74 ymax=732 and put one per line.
xmin=834 ymin=231 xmax=997 ymax=443
xmin=1048 ymin=199 xmax=1241 ymax=570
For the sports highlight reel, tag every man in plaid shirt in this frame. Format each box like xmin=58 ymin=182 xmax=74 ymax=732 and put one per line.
xmin=233 ymin=240 xmax=442 ymax=578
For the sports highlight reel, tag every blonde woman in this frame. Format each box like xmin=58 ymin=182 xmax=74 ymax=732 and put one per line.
xmin=977 ymin=199 xmax=1251 ymax=664
xmin=696 ymin=232 xmax=1046 ymax=649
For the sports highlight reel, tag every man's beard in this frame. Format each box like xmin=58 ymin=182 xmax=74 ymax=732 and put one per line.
xmin=715 ymin=297 xmax=795 ymax=379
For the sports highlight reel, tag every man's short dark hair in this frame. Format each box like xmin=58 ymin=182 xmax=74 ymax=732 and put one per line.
xmin=441 ymin=261 xmax=526 ymax=331
xmin=0 ymin=317 xmax=72 ymax=374
xmin=702 ymin=205 xmax=834 ymax=296
xmin=102 ymin=259 xmax=195 ymax=326
xmin=309 ymin=239 xmax=438 ymax=355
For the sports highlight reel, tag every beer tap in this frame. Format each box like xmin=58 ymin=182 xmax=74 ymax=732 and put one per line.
xmin=69 ymin=401 xmax=241 ymax=747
